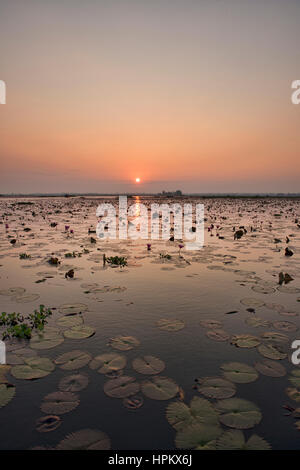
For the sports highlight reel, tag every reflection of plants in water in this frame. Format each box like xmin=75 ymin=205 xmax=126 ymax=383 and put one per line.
xmin=19 ymin=253 xmax=31 ymax=259
xmin=0 ymin=304 xmax=52 ymax=339
xmin=159 ymin=253 xmax=172 ymax=260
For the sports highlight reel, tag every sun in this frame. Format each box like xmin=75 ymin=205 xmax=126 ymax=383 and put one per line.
xmin=135 ymin=177 xmax=141 ymax=183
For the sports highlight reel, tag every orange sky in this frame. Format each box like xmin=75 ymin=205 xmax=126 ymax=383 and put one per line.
xmin=0 ymin=0 xmax=300 ymax=193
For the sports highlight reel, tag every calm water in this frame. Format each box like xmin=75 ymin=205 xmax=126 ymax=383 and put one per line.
xmin=0 ymin=196 xmax=299 ymax=450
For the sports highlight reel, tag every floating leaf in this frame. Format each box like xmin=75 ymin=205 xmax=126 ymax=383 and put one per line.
xmin=0 ymin=287 xmax=26 ymax=296
xmin=55 ymin=350 xmax=91 ymax=370
xmin=0 ymin=365 xmax=11 ymax=384
xmin=252 ymin=286 xmax=275 ymax=294
xmin=36 ymin=415 xmax=61 ymax=433
xmin=199 ymin=320 xmax=223 ymax=329
xmin=196 ymin=377 xmax=236 ymax=399
xmin=13 ymin=293 xmax=40 ymax=303
xmin=89 ymin=353 xmax=126 ymax=374
xmin=273 ymin=321 xmax=297 ymax=333
xmin=221 ymin=362 xmax=258 ymax=384
xmin=64 ymin=325 xmax=95 ymax=339
xmin=216 ymin=398 xmax=262 ymax=429
xmin=41 ymin=391 xmax=80 ymax=415
xmin=254 ymin=359 xmax=286 ymax=377
xmin=11 ymin=357 xmax=55 ymax=379
xmin=104 ymin=376 xmax=140 ymax=398
xmin=57 ymin=315 xmax=83 ymax=328
xmin=59 ymin=373 xmax=89 ymax=392
xmin=141 ymin=376 xmax=179 ymax=400
xmin=175 ymin=423 xmax=222 ymax=449
xmin=206 ymin=329 xmax=230 ymax=342
xmin=257 ymin=343 xmax=287 ymax=360
xmin=156 ymin=319 xmax=185 ymax=332
xmin=166 ymin=396 xmax=219 ymax=431
xmin=245 ymin=317 xmax=270 ymax=328
xmin=30 ymin=327 xmax=64 ymax=350
xmin=260 ymin=331 xmax=288 ymax=343
xmin=288 ymin=370 xmax=300 ymax=388
xmin=231 ymin=334 xmax=260 ymax=348
xmin=57 ymin=429 xmax=111 ymax=450
xmin=123 ymin=395 xmax=144 ymax=410
xmin=59 ymin=303 xmax=88 ymax=315
xmin=132 ymin=355 xmax=165 ymax=375
xmin=109 ymin=336 xmax=140 ymax=351
xmin=0 ymin=383 xmax=15 ymax=408
xmin=286 ymin=387 xmax=300 ymax=402
xmin=217 ymin=429 xmax=271 ymax=450
xmin=240 ymin=298 xmax=264 ymax=308
xmin=277 ymin=286 xmax=300 ymax=294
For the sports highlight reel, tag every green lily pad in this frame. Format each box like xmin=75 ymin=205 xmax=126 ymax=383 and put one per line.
xmin=175 ymin=423 xmax=222 ymax=449
xmin=59 ymin=303 xmax=88 ymax=315
xmin=273 ymin=321 xmax=297 ymax=333
xmin=132 ymin=355 xmax=165 ymax=375
xmin=240 ymin=298 xmax=264 ymax=308
xmin=0 ymin=383 xmax=15 ymax=408
xmin=277 ymin=286 xmax=300 ymax=294
xmin=254 ymin=359 xmax=286 ymax=377
xmin=261 ymin=331 xmax=288 ymax=343
xmin=199 ymin=320 xmax=223 ymax=329
xmin=0 ymin=287 xmax=26 ymax=296
xmin=141 ymin=376 xmax=179 ymax=400
xmin=286 ymin=387 xmax=300 ymax=402
xmin=59 ymin=373 xmax=89 ymax=392
xmin=156 ymin=318 xmax=185 ymax=332
xmin=166 ymin=396 xmax=219 ymax=431
xmin=221 ymin=362 xmax=258 ymax=384
xmin=0 ymin=365 xmax=11 ymax=384
xmin=36 ymin=415 xmax=61 ymax=433
xmin=104 ymin=376 xmax=140 ymax=398
xmin=206 ymin=329 xmax=230 ymax=342
xmin=217 ymin=429 xmax=271 ymax=450
xmin=89 ymin=353 xmax=126 ymax=374
xmin=216 ymin=398 xmax=262 ymax=429
xmin=57 ymin=429 xmax=111 ymax=450
xmin=257 ymin=343 xmax=287 ymax=360
xmin=288 ymin=370 xmax=300 ymax=387
xmin=196 ymin=377 xmax=236 ymax=399
xmin=252 ymin=286 xmax=275 ymax=294
xmin=30 ymin=327 xmax=64 ymax=350
xmin=109 ymin=336 xmax=140 ymax=351
xmin=11 ymin=357 xmax=55 ymax=379
xmin=245 ymin=317 xmax=270 ymax=328
xmin=57 ymin=315 xmax=84 ymax=328
xmin=41 ymin=391 xmax=80 ymax=415
xmin=13 ymin=293 xmax=40 ymax=303
xmin=231 ymin=334 xmax=260 ymax=348
xmin=55 ymin=350 xmax=92 ymax=370
xmin=64 ymin=325 xmax=95 ymax=339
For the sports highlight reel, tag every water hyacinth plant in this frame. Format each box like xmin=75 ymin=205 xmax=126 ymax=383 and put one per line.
xmin=0 ymin=305 xmax=52 ymax=340
xmin=106 ymin=256 xmax=128 ymax=268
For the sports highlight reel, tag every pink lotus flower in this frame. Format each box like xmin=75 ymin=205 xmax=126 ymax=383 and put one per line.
xmin=65 ymin=225 xmax=70 ymax=231
xmin=147 ymin=243 xmax=151 ymax=250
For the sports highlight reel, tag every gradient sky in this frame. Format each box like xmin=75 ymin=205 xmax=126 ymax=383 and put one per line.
xmin=0 ymin=0 xmax=300 ymax=194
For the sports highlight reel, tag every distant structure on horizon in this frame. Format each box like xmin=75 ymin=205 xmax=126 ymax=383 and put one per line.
xmin=159 ymin=190 xmax=183 ymax=197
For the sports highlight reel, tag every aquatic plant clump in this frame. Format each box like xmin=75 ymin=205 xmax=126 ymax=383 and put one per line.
xmin=0 ymin=305 xmax=53 ymax=340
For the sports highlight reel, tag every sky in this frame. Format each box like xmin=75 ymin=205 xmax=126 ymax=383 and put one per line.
xmin=0 ymin=0 xmax=300 ymax=194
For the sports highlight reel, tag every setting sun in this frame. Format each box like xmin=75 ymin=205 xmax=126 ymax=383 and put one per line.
xmin=135 ymin=177 xmax=141 ymax=183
